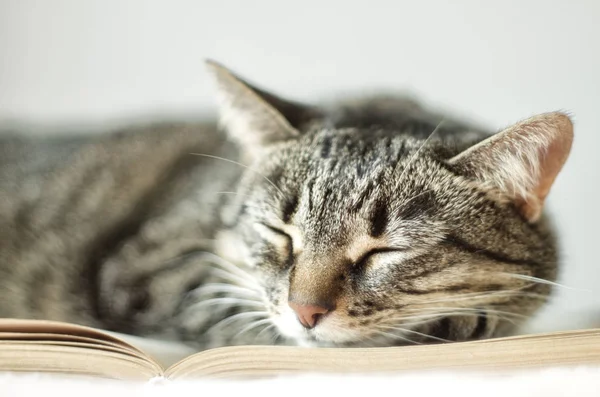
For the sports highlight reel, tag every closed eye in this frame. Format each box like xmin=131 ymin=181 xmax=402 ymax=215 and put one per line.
xmin=258 ymin=223 xmax=292 ymax=240
xmin=354 ymin=247 xmax=408 ymax=270
xmin=255 ymin=222 xmax=294 ymax=244
xmin=254 ymin=222 xmax=294 ymax=263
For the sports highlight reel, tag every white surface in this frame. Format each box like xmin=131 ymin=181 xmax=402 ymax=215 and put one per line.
xmin=2 ymin=369 xmax=600 ymax=397
xmin=1 ymin=0 xmax=599 ymax=331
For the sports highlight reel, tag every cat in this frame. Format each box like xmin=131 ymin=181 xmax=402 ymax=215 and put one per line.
xmin=0 ymin=60 xmax=573 ymax=350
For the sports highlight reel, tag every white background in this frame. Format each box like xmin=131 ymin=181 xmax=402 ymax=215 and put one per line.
xmin=1 ymin=0 xmax=599 ymax=331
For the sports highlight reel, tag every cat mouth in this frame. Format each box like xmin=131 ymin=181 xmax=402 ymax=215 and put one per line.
xmin=272 ymin=311 xmax=367 ymax=346
xmin=272 ymin=304 xmax=386 ymax=346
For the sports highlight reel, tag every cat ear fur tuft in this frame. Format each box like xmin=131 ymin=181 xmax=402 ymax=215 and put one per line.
xmin=205 ymin=60 xmax=320 ymax=152
xmin=448 ymin=112 xmax=573 ymax=222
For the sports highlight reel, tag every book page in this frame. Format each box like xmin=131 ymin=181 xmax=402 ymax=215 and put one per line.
xmin=0 ymin=319 xmax=143 ymax=350
xmin=0 ymin=319 xmax=163 ymax=380
xmin=105 ymin=330 xmax=198 ymax=368
xmin=165 ymin=328 xmax=600 ymax=379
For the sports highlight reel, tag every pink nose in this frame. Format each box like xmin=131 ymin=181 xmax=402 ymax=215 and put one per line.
xmin=288 ymin=302 xmax=330 ymax=329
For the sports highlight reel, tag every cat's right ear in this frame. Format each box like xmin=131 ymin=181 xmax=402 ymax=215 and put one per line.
xmin=205 ymin=60 xmax=321 ymax=153
xmin=448 ymin=112 xmax=573 ymax=223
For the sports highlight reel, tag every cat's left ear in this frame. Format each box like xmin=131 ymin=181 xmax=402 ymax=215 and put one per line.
xmin=205 ymin=60 xmax=321 ymax=152
xmin=448 ymin=112 xmax=573 ymax=222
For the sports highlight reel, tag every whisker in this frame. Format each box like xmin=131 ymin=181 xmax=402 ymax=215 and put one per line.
xmin=370 ymin=329 xmax=422 ymax=345
xmin=189 ymin=283 xmax=262 ymax=299
xmin=376 ymin=324 xmax=450 ymax=343
xmin=190 ymin=153 xmax=285 ymax=198
xmin=398 ymin=318 xmax=446 ymax=330
xmin=410 ymin=289 xmax=547 ymax=306
xmin=205 ymin=267 xmax=262 ymax=291
xmin=235 ymin=318 xmax=273 ymax=338
xmin=150 ymin=248 xmax=215 ymax=270
xmin=405 ymin=306 xmax=528 ymax=319
xmin=385 ymin=313 xmax=515 ymax=331
xmin=150 ymin=248 xmax=260 ymax=290
xmin=397 ymin=118 xmax=445 ymax=183
xmin=401 ymin=308 xmax=523 ymax=326
xmin=189 ymin=297 xmax=264 ymax=310
xmin=215 ymin=191 xmax=250 ymax=196
xmin=196 ymin=251 xmax=259 ymax=282
xmin=255 ymin=323 xmax=277 ymax=342
xmin=205 ymin=311 xmax=269 ymax=335
xmin=496 ymin=273 xmax=591 ymax=292
xmin=426 ymin=310 xmax=520 ymax=326
xmin=384 ymin=304 xmax=526 ymax=329
xmin=269 ymin=330 xmax=282 ymax=344
xmin=162 ymin=249 xmax=261 ymax=291
xmin=384 ymin=312 xmax=447 ymax=323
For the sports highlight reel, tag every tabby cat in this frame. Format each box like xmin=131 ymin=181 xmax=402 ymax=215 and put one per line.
xmin=0 ymin=61 xmax=573 ymax=350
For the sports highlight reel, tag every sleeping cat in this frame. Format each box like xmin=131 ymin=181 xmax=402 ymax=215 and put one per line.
xmin=0 ymin=61 xmax=573 ymax=350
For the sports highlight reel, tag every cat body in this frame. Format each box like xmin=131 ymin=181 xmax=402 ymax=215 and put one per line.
xmin=0 ymin=62 xmax=573 ymax=350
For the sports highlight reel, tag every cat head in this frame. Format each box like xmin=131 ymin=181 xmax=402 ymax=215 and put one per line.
xmin=205 ymin=60 xmax=573 ymax=346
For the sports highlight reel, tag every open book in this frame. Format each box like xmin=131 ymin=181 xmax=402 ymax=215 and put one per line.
xmin=1 ymin=319 xmax=600 ymax=381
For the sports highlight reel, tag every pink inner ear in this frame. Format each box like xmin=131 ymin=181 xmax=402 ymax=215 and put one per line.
xmin=533 ymin=123 xmax=574 ymax=203
xmin=517 ymin=114 xmax=573 ymax=222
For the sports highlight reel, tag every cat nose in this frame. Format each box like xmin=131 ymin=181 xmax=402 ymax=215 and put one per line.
xmin=288 ymin=302 xmax=330 ymax=329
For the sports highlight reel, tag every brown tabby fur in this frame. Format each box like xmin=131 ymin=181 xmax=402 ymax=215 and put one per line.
xmin=0 ymin=61 xmax=573 ymax=349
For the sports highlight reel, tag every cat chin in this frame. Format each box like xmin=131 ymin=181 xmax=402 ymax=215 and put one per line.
xmin=310 ymin=322 xmax=366 ymax=345
xmin=271 ymin=306 xmax=309 ymax=340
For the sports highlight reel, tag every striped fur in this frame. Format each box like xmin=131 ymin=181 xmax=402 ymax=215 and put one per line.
xmin=0 ymin=62 xmax=572 ymax=349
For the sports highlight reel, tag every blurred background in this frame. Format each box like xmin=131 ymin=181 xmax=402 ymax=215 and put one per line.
xmin=1 ymin=0 xmax=599 ymax=332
